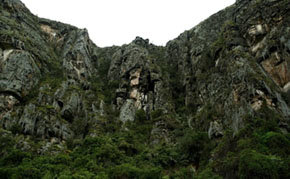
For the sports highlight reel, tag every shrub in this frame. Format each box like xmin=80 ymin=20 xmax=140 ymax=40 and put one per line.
xmin=152 ymin=145 xmax=179 ymax=168
xmin=109 ymin=163 xmax=162 ymax=179
xmin=238 ymin=149 xmax=280 ymax=179
xmin=71 ymin=169 xmax=96 ymax=179
xmin=14 ymin=165 xmax=41 ymax=179
xmin=77 ymin=136 xmax=123 ymax=165
xmin=0 ymin=168 xmax=13 ymax=179
xmin=0 ymin=149 xmax=31 ymax=166
xmin=71 ymin=118 xmax=89 ymax=137
xmin=194 ymin=103 xmax=223 ymax=131
xmin=0 ymin=132 xmax=14 ymax=154
xmin=151 ymin=109 xmax=163 ymax=120
xmin=197 ymin=168 xmax=222 ymax=179
xmin=178 ymin=130 xmax=209 ymax=166
xmin=135 ymin=109 xmax=147 ymax=122
xmin=262 ymin=132 xmax=290 ymax=156
xmin=9 ymin=123 xmax=22 ymax=135
xmin=170 ymin=167 xmax=195 ymax=179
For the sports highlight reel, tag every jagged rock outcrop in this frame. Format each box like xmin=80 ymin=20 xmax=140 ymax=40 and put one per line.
xmin=108 ymin=38 xmax=171 ymax=122
xmin=0 ymin=0 xmax=290 ymax=178
xmin=0 ymin=0 xmax=289 ymax=141
xmin=0 ymin=0 xmax=99 ymax=139
xmin=0 ymin=50 xmax=40 ymax=98
xmin=165 ymin=0 xmax=290 ymax=136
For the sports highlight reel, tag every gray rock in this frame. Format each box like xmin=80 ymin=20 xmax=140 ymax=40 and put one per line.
xmin=208 ymin=121 xmax=224 ymax=139
xmin=119 ymin=99 xmax=136 ymax=123
xmin=61 ymin=92 xmax=82 ymax=122
xmin=0 ymin=0 xmax=289 ymax=145
xmin=0 ymin=50 xmax=40 ymax=98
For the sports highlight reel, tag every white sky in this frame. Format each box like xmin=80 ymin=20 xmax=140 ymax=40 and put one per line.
xmin=21 ymin=0 xmax=235 ymax=47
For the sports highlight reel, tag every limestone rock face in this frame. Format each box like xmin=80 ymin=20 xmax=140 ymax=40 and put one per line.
xmin=0 ymin=50 xmax=40 ymax=98
xmin=165 ymin=0 xmax=290 ymax=134
xmin=108 ymin=39 xmax=172 ymax=122
xmin=61 ymin=29 xmax=97 ymax=81
xmin=0 ymin=0 xmax=99 ymax=139
xmin=1 ymin=0 xmax=290 ymax=178
xmin=0 ymin=0 xmax=289 ymax=144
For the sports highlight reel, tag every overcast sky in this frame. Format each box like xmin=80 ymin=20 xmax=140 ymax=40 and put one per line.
xmin=21 ymin=0 xmax=235 ymax=47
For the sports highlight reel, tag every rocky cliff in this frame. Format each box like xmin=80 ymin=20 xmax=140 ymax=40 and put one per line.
xmin=0 ymin=0 xmax=289 ymax=178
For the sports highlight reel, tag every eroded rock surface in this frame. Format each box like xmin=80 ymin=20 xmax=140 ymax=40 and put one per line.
xmin=0 ymin=0 xmax=289 ymax=159
xmin=0 ymin=0 xmax=290 ymax=178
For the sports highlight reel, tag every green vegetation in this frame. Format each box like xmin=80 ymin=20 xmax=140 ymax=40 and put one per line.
xmin=0 ymin=107 xmax=216 ymax=178
xmin=203 ymin=105 xmax=290 ymax=179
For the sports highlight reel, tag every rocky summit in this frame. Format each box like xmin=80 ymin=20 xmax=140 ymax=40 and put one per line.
xmin=0 ymin=0 xmax=290 ymax=178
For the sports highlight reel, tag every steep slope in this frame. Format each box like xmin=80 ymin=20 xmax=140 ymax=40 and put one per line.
xmin=0 ymin=0 xmax=289 ymax=178
xmin=166 ymin=0 xmax=290 ymax=135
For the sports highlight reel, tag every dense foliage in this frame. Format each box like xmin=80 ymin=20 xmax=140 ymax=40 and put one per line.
xmin=0 ymin=104 xmax=289 ymax=178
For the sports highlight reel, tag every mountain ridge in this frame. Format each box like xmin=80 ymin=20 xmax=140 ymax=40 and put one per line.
xmin=0 ymin=0 xmax=289 ymax=178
